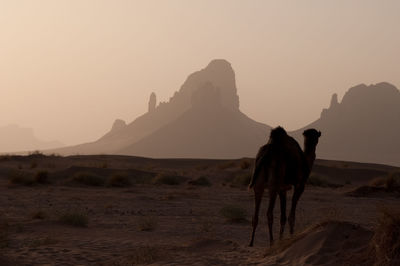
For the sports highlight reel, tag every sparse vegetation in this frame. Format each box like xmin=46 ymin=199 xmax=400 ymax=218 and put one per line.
xmin=307 ymin=174 xmax=342 ymax=188
xmin=71 ymin=172 xmax=105 ymax=186
xmin=9 ymin=172 xmax=35 ymax=186
xmin=107 ymin=174 xmax=131 ymax=187
xmin=188 ymin=176 xmax=211 ymax=187
xmin=218 ymin=161 xmax=237 ymax=170
xmin=30 ymin=161 xmax=38 ymax=169
xmin=220 ymin=205 xmax=247 ymax=223
xmin=152 ymin=173 xmax=186 ymax=185
xmin=59 ymin=211 xmax=88 ymax=227
xmin=240 ymin=159 xmax=252 ymax=170
xmin=137 ymin=216 xmax=157 ymax=231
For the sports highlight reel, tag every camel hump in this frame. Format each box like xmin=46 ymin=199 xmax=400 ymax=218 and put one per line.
xmin=269 ymin=126 xmax=288 ymax=143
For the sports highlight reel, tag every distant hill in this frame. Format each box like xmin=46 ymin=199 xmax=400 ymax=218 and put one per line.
xmin=290 ymin=82 xmax=400 ymax=166
xmin=0 ymin=124 xmax=63 ymax=153
xmin=52 ymin=59 xmax=271 ymax=157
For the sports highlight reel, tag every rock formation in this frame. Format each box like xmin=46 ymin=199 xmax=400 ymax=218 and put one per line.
xmin=291 ymin=82 xmax=400 ymax=166
xmin=148 ymin=92 xmax=157 ymax=113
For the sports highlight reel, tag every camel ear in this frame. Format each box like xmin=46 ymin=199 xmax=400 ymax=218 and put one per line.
xmin=318 ymin=131 xmax=321 ymax=137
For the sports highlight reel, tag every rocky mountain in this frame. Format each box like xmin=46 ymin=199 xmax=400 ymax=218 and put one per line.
xmin=290 ymin=82 xmax=400 ymax=166
xmin=0 ymin=124 xmax=63 ymax=153
xmin=52 ymin=59 xmax=270 ymax=157
xmin=119 ymin=82 xmax=269 ymax=158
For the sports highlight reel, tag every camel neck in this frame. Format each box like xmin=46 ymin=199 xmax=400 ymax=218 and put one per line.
xmin=304 ymin=146 xmax=316 ymax=170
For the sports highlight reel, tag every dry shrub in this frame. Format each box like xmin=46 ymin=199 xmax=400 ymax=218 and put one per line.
xmin=107 ymin=174 xmax=131 ymax=187
xmin=370 ymin=207 xmax=400 ymax=266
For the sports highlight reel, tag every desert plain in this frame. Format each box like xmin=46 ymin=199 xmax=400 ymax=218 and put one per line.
xmin=0 ymin=154 xmax=399 ymax=265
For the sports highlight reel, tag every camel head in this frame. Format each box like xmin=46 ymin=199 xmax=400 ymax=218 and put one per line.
xmin=302 ymin=128 xmax=321 ymax=151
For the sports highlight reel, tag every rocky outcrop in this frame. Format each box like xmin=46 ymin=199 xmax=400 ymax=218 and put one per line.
xmin=110 ymin=119 xmax=127 ymax=132
xmin=291 ymin=82 xmax=400 ymax=166
xmin=148 ymin=92 xmax=157 ymax=113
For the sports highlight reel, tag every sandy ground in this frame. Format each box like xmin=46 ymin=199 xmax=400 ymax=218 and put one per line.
xmin=0 ymin=155 xmax=399 ymax=265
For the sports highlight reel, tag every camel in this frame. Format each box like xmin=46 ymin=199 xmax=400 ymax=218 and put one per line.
xmin=248 ymin=126 xmax=321 ymax=247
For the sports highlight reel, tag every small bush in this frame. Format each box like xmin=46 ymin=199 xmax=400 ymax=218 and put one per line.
xmin=370 ymin=207 xmax=400 ymax=265
xmin=188 ymin=177 xmax=211 ymax=187
xmin=240 ymin=159 xmax=252 ymax=170
xmin=71 ymin=172 xmax=105 ymax=186
xmin=35 ymin=171 xmax=49 ymax=184
xmin=137 ymin=216 xmax=157 ymax=231
xmin=107 ymin=174 xmax=131 ymax=187
xmin=232 ymin=173 xmax=251 ymax=187
xmin=152 ymin=174 xmax=185 ymax=185
xmin=59 ymin=211 xmax=88 ymax=227
xmin=220 ymin=205 xmax=247 ymax=223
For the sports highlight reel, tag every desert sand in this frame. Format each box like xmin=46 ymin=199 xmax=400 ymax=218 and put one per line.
xmin=0 ymin=154 xmax=399 ymax=265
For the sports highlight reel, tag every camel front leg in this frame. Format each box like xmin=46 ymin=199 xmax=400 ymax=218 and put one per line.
xmin=267 ymin=190 xmax=278 ymax=246
xmin=279 ymin=190 xmax=287 ymax=239
xmin=249 ymin=182 xmax=264 ymax=247
xmin=288 ymin=185 xmax=305 ymax=235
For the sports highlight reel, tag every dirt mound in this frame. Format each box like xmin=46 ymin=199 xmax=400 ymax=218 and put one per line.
xmin=263 ymin=221 xmax=372 ymax=265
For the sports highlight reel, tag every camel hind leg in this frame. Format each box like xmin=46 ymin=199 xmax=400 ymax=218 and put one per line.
xmin=279 ymin=190 xmax=287 ymax=239
xmin=249 ymin=181 xmax=264 ymax=247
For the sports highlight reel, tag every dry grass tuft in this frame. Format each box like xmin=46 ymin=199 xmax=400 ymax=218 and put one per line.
xmin=59 ymin=210 xmax=88 ymax=227
xmin=370 ymin=207 xmax=400 ymax=266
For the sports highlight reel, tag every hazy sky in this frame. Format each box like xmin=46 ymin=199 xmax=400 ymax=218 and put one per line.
xmin=1 ymin=0 xmax=400 ymax=145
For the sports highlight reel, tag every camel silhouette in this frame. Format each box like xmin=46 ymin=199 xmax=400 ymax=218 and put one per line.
xmin=248 ymin=127 xmax=321 ymax=246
